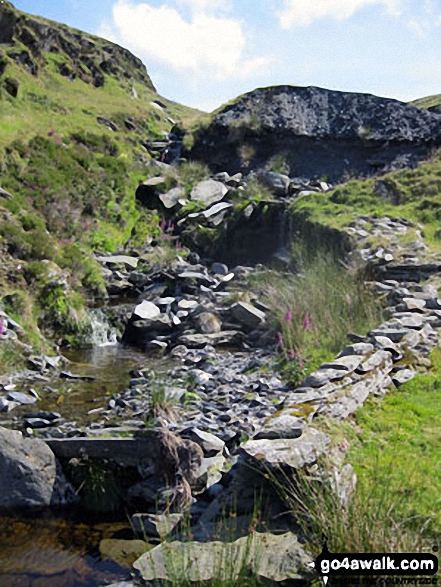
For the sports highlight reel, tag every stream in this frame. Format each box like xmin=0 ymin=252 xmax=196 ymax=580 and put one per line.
xmin=0 ymin=342 xmax=168 ymax=587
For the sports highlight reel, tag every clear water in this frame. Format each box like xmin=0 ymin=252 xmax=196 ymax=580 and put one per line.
xmin=0 ymin=344 xmax=169 ymax=587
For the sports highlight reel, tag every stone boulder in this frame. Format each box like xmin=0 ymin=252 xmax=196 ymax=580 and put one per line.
xmin=134 ymin=532 xmax=312 ymax=584
xmin=258 ymin=171 xmax=290 ymax=196
xmin=190 ymin=180 xmax=228 ymax=206
xmin=0 ymin=426 xmax=72 ymax=508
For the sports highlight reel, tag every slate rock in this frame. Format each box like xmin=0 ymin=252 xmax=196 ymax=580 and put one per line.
xmin=190 ymin=180 xmax=228 ymax=206
xmin=159 ymin=186 xmax=185 ymax=209
xmin=0 ymin=426 xmax=72 ymax=508
xmin=195 ymin=312 xmax=222 ymax=334
xmin=230 ymin=302 xmax=266 ymax=328
xmin=133 ymin=300 xmax=161 ymax=320
xmin=134 ymin=532 xmax=311 ymax=584
xmin=7 ymin=391 xmax=38 ymax=405
xmin=241 ymin=427 xmax=330 ymax=470
xmin=131 ymin=513 xmax=183 ymax=539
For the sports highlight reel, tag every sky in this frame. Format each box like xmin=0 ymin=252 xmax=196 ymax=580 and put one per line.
xmin=11 ymin=0 xmax=441 ymax=112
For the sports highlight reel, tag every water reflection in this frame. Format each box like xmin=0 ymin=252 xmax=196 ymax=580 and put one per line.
xmin=0 ymin=511 xmax=133 ymax=587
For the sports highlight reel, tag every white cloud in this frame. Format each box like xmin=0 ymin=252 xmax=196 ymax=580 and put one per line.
xmin=277 ymin=0 xmax=403 ymax=28
xmin=175 ymin=0 xmax=231 ymax=14
xmin=98 ymin=0 xmax=272 ymax=81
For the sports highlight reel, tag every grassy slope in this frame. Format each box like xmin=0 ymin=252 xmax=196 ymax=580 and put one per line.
xmin=0 ymin=3 xmax=204 ymax=352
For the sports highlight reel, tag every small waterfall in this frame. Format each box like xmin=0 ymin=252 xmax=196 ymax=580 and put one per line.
xmin=88 ymin=309 xmax=119 ymax=346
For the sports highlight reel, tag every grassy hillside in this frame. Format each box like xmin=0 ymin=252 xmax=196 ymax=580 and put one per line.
xmin=409 ymin=94 xmax=441 ymax=113
xmin=0 ymin=1 xmax=204 ymax=354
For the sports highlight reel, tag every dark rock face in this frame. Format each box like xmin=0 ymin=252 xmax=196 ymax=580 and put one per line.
xmin=0 ymin=426 xmax=73 ymax=508
xmin=2 ymin=2 xmax=156 ymax=91
xmin=0 ymin=3 xmax=16 ymax=44
xmin=190 ymin=85 xmax=441 ymax=182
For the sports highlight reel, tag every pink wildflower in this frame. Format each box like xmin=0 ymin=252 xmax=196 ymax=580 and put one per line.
xmin=277 ymin=333 xmax=284 ymax=348
xmin=0 ymin=317 xmax=5 ymax=336
xmin=289 ymin=349 xmax=296 ymax=360
xmin=303 ymin=312 xmax=311 ymax=331
xmin=48 ymin=129 xmax=55 ymax=137
xmin=160 ymin=216 xmax=167 ymax=231
xmin=285 ymin=306 xmax=293 ymax=322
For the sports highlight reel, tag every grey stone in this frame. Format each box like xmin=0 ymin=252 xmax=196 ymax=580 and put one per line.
xmin=134 ymin=532 xmax=311 ymax=583
xmin=357 ymin=350 xmax=392 ymax=373
xmin=0 ymin=426 xmax=71 ymax=508
xmin=195 ymin=312 xmax=222 ymax=334
xmin=371 ymin=336 xmax=403 ymax=359
xmin=7 ymin=391 xmax=38 ymax=405
xmin=320 ymin=355 xmax=363 ymax=373
xmin=253 ymin=411 xmax=305 ymax=440
xmin=178 ymin=331 xmax=244 ymax=348
xmin=259 ymin=171 xmax=291 ymax=196
xmin=338 ymin=343 xmax=374 ymax=357
xmin=241 ymin=427 xmax=330 ymax=470
xmin=133 ymin=300 xmax=161 ymax=320
xmin=183 ymin=428 xmax=225 ymax=457
xmin=202 ymin=202 xmax=233 ymax=218
xmin=131 ymin=513 xmax=183 ymax=539
xmin=392 ymin=368 xmax=416 ymax=386
xmin=230 ymin=302 xmax=266 ymax=328
xmin=211 ymin=262 xmax=229 ymax=276
xmin=190 ymin=180 xmax=229 ymax=206
xmin=159 ymin=186 xmax=185 ymax=208
xmin=96 ymin=255 xmax=139 ymax=269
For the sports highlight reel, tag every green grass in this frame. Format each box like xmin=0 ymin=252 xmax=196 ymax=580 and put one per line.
xmin=348 ymin=347 xmax=441 ymax=537
xmin=282 ymin=347 xmax=441 ymax=559
xmin=248 ymin=249 xmax=384 ymax=385
xmin=290 ymin=148 xmax=441 ymax=253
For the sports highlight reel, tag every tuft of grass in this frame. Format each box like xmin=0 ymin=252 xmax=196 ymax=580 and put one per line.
xmin=250 ymin=247 xmax=384 ymax=384
xmin=272 ymin=457 xmax=429 ymax=558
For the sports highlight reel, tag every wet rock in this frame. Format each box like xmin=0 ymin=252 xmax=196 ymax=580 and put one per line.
xmin=0 ymin=426 xmax=72 ymax=508
xmin=60 ymin=371 xmax=96 ymax=381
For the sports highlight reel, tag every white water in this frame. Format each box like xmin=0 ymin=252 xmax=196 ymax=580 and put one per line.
xmin=88 ymin=309 xmax=119 ymax=346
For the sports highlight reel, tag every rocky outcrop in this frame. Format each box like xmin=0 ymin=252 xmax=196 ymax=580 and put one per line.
xmin=1 ymin=1 xmax=155 ymax=91
xmin=190 ymin=85 xmax=441 ymax=181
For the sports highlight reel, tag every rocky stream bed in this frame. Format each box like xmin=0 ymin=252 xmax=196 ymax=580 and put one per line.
xmin=1 ymin=169 xmax=441 ymax=586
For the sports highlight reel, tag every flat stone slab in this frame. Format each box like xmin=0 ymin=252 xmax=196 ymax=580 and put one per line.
xmin=320 ymin=355 xmax=363 ymax=372
xmin=45 ymin=436 xmax=159 ymax=466
xmin=392 ymin=368 xmax=416 ymax=386
xmin=134 ymin=532 xmax=311 ymax=583
xmin=240 ymin=427 xmax=330 ymax=469
xmin=159 ymin=186 xmax=185 ymax=208
xmin=190 ymin=180 xmax=228 ymax=206
xmin=96 ymin=255 xmax=139 ymax=269
xmin=178 ymin=331 xmax=244 ymax=348
xmin=133 ymin=300 xmax=161 ymax=320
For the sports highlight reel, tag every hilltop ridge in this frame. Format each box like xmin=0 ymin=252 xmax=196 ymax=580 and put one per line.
xmin=189 ymin=85 xmax=441 ymax=181
xmin=0 ymin=0 xmax=155 ymax=91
